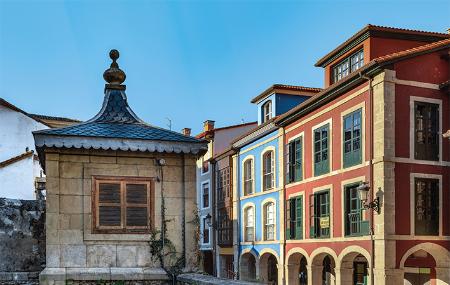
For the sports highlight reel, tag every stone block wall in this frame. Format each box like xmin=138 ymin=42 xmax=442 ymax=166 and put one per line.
xmin=41 ymin=149 xmax=199 ymax=283
xmin=0 ymin=198 xmax=45 ymax=283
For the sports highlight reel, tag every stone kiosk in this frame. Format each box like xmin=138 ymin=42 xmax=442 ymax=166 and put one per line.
xmin=34 ymin=50 xmax=207 ymax=284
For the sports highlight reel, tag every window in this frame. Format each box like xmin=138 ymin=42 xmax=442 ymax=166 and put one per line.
xmin=414 ymin=178 xmax=439 ymax=236
xmin=286 ymin=196 xmax=303 ymax=240
xmin=262 ymin=151 xmax=275 ymax=191
xmin=202 ymin=182 xmax=209 ymax=208
xmin=310 ymin=190 xmax=330 ymax=238
xmin=262 ymin=100 xmax=273 ymax=123
xmin=414 ymin=102 xmax=439 ymax=161
xmin=343 ymin=109 xmax=362 ymax=168
xmin=93 ymin=176 xmax=153 ymax=233
xmin=201 ymin=160 xmax=209 ymax=174
xmin=286 ymin=137 xmax=303 ymax=183
xmin=203 ymin=217 xmax=210 ymax=244
xmin=244 ymin=206 xmax=254 ymax=242
xmin=344 ymin=184 xmax=369 ymax=236
xmin=333 ymin=49 xmax=364 ymax=83
xmin=217 ymin=167 xmax=231 ymax=203
xmin=243 ymin=159 xmax=254 ymax=195
xmin=217 ymin=208 xmax=232 ymax=246
xmin=264 ymin=202 xmax=275 ymax=240
xmin=314 ymin=124 xmax=330 ymax=176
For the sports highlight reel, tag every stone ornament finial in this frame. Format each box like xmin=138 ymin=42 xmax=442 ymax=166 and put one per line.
xmin=103 ymin=49 xmax=126 ymax=86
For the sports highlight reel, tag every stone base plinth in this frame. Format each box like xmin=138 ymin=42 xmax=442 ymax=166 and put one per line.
xmin=39 ymin=267 xmax=169 ymax=285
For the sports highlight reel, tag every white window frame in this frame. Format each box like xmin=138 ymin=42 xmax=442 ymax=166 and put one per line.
xmin=409 ymin=173 xmax=443 ymax=237
xmin=262 ymin=100 xmax=273 ymax=123
xmin=260 ymin=146 xmax=276 ymax=192
xmin=409 ymin=96 xmax=442 ymax=163
xmin=201 ymin=180 xmax=211 ymax=210
xmin=242 ymin=155 xmax=255 ymax=196
xmin=243 ymin=204 xmax=255 ymax=242
xmin=201 ymin=215 xmax=211 ymax=246
xmin=201 ymin=159 xmax=210 ymax=175
xmin=262 ymin=199 xmax=276 ymax=241
xmin=262 ymin=150 xmax=275 ymax=191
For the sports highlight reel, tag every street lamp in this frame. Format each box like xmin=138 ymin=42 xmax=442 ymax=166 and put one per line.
xmin=357 ymin=182 xmax=380 ymax=214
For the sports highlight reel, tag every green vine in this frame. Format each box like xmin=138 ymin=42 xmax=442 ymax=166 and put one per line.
xmin=148 ymin=177 xmax=185 ymax=280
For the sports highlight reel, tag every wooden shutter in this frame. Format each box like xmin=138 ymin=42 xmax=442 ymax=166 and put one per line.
xmin=285 ymin=143 xmax=291 ymax=183
xmin=98 ymin=183 xmax=121 ymax=227
xmin=294 ymin=138 xmax=302 ymax=182
xmin=285 ymin=198 xmax=291 ymax=239
xmin=309 ymin=194 xmax=316 ymax=238
xmin=125 ymin=183 xmax=149 ymax=228
xmin=295 ymin=196 xmax=303 ymax=239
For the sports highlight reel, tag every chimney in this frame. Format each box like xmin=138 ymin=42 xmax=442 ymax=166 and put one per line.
xmin=203 ymin=120 xmax=215 ymax=132
xmin=181 ymin=128 xmax=191 ymax=136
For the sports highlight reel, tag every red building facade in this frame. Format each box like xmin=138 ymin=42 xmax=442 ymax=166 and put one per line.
xmin=276 ymin=25 xmax=450 ymax=285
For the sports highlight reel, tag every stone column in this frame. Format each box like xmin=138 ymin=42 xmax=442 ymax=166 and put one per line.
xmin=286 ymin=264 xmax=299 ymax=285
xmin=310 ymin=265 xmax=323 ymax=285
xmin=336 ymin=267 xmax=353 ymax=285
xmin=371 ymin=70 xmax=399 ymax=285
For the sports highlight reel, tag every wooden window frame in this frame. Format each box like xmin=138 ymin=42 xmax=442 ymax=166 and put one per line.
xmin=286 ymin=196 xmax=303 ymax=240
xmin=309 ymin=190 xmax=330 ymax=238
xmin=243 ymin=159 xmax=254 ymax=196
xmin=313 ymin=124 xmax=330 ymax=176
xmin=262 ymin=150 xmax=274 ymax=191
xmin=414 ymin=178 xmax=439 ymax=236
xmin=332 ymin=49 xmax=364 ymax=83
xmin=286 ymin=137 xmax=303 ymax=183
xmin=343 ymin=109 xmax=362 ymax=168
xmin=414 ymin=101 xmax=439 ymax=161
xmin=92 ymin=176 xmax=154 ymax=234
xmin=262 ymin=100 xmax=273 ymax=123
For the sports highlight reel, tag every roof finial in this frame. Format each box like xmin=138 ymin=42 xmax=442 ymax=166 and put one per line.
xmin=103 ymin=49 xmax=126 ymax=89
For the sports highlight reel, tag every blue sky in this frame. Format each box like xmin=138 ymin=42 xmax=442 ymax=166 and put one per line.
xmin=1 ymin=0 xmax=449 ymax=134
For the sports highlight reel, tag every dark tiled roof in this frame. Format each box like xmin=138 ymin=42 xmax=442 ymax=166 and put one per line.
xmin=29 ymin=114 xmax=80 ymax=123
xmin=34 ymin=89 xmax=202 ymax=144
xmin=37 ymin=121 xmax=200 ymax=142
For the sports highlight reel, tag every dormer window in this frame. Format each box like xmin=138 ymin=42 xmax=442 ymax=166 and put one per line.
xmin=333 ymin=49 xmax=364 ymax=83
xmin=262 ymin=100 xmax=273 ymax=123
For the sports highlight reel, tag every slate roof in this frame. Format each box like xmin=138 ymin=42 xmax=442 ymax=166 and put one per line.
xmin=34 ymin=89 xmax=200 ymax=143
xmin=33 ymin=50 xmax=206 ymax=157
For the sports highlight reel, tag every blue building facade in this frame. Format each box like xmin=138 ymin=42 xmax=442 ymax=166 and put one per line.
xmin=232 ymin=85 xmax=318 ymax=284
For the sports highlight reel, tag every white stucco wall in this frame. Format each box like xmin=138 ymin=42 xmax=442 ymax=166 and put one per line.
xmin=0 ymin=105 xmax=48 ymax=199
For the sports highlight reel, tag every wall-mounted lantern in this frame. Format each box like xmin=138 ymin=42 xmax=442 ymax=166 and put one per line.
xmin=357 ymin=182 xmax=380 ymax=214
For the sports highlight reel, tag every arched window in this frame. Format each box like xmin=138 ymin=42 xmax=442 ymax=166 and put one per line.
xmin=264 ymin=202 xmax=275 ymax=240
xmin=243 ymin=159 xmax=254 ymax=195
xmin=262 ymin=151 xmax=274 ymax=191
xmin=244 ymin=206 xmax=254 ymax=242
xmin=262 ymin=100 xmax=272 ymax=123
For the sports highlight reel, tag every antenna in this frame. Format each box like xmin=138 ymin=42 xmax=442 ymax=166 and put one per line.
xmin=165 ymin=117 xmax=172 ymax=130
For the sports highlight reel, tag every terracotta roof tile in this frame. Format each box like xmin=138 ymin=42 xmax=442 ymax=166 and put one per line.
xmin=250 ymin=84 xmax=322 ymax=103
xmin=315 ymin=24 xmax=449 ymax=67
xmin=278 ymin=40 xmax=450 ymax=125
xmin=374 ymin=38 xmax=450 ymax=63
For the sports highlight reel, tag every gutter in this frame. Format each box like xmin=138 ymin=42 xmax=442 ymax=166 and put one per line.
xmin=361 ymin=72 xmax=376 ymax=285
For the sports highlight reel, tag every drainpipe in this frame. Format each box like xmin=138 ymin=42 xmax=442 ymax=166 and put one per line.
xmin=361 ymin=72 xmax=375 ymax=285
xmin=282 ymin=127 xmax=287 ymax=285
xmin=211 ymin=160 xmax=217 ymax=276
xmin=236 ymin=152 xmax=241 ymax=280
